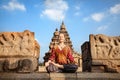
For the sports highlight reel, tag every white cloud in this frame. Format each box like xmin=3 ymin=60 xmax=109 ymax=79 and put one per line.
xmin=75 ymin=6 xmax=80 ymax=10
xmin=110 ymin=3 xmax=120 ymax=14
xmin=74 ymin=12 xmax=80 ymax=16
xmin=43 ymin=9 xmax=64 ymax=20
xmin=83 ymin=3 xmax=120 ymax=23
xmin=83 ymin=17 xmax=89 ymax=22
xmin=97 ymin=25 xmax=108 ymax=31
xmin=91 ymin=13 xmax=104 ymax=22
xmin=74 ymin=5 xmax=80 ymax=16
xmin=41 ymin=0 xmax=68 ymax=21
xmin=2 ymin=0 xmax=26 ymax=11
xmin=34 ymin=4 xmax=39 ymax=8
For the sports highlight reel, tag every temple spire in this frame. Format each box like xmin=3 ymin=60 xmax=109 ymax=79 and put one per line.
xmin=62 ymin=21 xmax=64 ymax=25
xmin=49 ymin=21 xmax=73 ymax=52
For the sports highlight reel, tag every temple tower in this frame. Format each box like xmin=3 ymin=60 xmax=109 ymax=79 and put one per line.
xmin=49 ymin=21 xmax=73 ymax=52
xmin=49 ymin=28 xmax=59 ymax=49
xmin=59 ymin=22 xmax=73 ymax=51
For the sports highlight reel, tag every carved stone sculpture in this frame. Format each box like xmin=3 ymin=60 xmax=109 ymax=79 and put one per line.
xmin=90 ymin=34 xmax=120 ymax=72
xmin=81 ymin=34 xmax=120 ymax=73
xmin=0 ymin=30 xmax=40 ymax=72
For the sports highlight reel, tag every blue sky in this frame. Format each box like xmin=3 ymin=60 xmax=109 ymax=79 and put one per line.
xmin=0 ymin=0 xmax=120 ymax=62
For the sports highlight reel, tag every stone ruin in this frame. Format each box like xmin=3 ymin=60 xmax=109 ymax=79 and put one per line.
xmin=1 ymin=26 xmax=119 ymax=74
xmin=0 ymin=30 xmax=40 ymax=72
xmin=81 ymin=34 xmax=120 ymax=73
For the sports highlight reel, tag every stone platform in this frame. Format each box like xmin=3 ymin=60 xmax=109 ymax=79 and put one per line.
xmin=0 ymin=72 xmax=120 ymax=80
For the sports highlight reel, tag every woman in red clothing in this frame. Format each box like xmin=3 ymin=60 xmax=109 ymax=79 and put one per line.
xmin=45 ymin=33 xmax=78 ymax=73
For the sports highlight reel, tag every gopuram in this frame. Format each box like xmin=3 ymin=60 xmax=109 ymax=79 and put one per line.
xmin=43 ymin=22 xmax=82 ymax=67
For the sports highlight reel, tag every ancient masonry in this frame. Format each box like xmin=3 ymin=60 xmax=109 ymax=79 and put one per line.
xmin=44 ymin=22 xmax=82 ymax=67
xmin=0 ymin=23 xmax=120 ymax=75
xmin=81 ymin=34 xmax=120 ymax=73
xmin=0 ymin=30 xmax=40 ymax=72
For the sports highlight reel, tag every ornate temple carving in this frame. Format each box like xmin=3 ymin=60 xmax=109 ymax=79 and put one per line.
xmin=81 ymin=34 xmax=120 ymax=73
xmin=0 ymin=30 xmax=40 ymax=72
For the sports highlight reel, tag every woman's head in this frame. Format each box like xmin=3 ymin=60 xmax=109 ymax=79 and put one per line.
xmin=59 ymin=33 xmax=65 ymax=43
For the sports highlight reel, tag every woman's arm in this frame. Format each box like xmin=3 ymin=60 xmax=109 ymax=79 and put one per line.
xmin=51 ymin=62 xmax=64 ymax=69
xmin=67 ymin=47 xmax=75 ymax=63
xmin=49 ymin=48 xmax=56 ymax=61
xmin=45 ymin=47 xmax=56 ymax=67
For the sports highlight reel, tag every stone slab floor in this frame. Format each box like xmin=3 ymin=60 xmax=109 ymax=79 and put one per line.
xmin=0 ymin=72 xmax=120 ymax=80
xmin=0 ymin=67 xmax=120 ymax=80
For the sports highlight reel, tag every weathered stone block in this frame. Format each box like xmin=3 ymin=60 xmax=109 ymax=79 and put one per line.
xmin=0 ymin=73 xmax=50 ymax=80
xmin=0 ymin=30 xmax=40 ymax=57
xmin=92 ymin=65 xmax=105 ymax=73
xmin=89 ymin=34 xmax=120 ymax=72
xmin=90 ymin=34 xmax=120 ymax=59
xmin=77 ymin=73 xmax=120 ymax=80
xmin=50 ymin=73 xmax=77 ymax=80
xmin=0 ymin=72 xmax=120 ymax=80
xmin=81 ymin=34 xmax=120 ymax=72
xmin=81 ymin=41 xmax=92 ymax=72
xmin=0 ymin=30 xmax=40 ymax=72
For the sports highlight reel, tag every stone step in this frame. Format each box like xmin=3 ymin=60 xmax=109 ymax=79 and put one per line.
xmin=0 ymin=72 xmax=120 ymax=80
xmin=38 ymin=66 xmax=82 ymax=72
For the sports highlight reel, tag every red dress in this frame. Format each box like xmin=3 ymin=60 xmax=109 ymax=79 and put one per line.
xmin=49 ymin=45 xmax=75 ymax=65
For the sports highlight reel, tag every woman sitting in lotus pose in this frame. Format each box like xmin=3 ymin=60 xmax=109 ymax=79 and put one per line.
xmin=45 ymin=33 xmax=78 ymax=73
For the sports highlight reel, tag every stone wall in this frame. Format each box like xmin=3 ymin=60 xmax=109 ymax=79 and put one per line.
xmin=81 ymin=34 xmax=120 ymax=73
xmin=0 ymin=30 xmax=40 ymax=72
xmin=81 ymin=41 xmax=92 ymax=72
